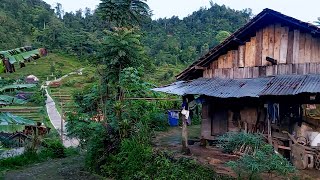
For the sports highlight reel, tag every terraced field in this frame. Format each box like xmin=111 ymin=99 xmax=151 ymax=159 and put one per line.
xmin=48 ymin=68 xmax=96 ymax=114
xmin=49 ymin=88 xmax=75 ymax=114
xmin=0 ymin=106 xmax=46 ymax=123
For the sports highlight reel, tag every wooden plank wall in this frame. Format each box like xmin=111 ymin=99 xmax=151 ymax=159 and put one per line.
xmin=203 ymin=24 xmax=320 ymax=78
xmin=203 ymin=62 xmax=320 ymax=79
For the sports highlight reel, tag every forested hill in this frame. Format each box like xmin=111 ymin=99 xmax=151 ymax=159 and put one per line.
xmin=142 ymin=5 xmax=252 ymax=65
xmin=0 ymin=0 xmax=54 ymax=49
xmin=0 ymin=0 xmax=251 ymax=81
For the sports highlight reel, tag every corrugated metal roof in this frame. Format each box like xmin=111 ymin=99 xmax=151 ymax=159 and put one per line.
xmin=152 ymin=74 xmax=320 ymax=98
xmin=295 ymin=75 xmax=320 ymax=94
xmin=259 ymin=75 xmax=305 ymax=96
xmin=153 ymin=77 xmax=270 ymax=98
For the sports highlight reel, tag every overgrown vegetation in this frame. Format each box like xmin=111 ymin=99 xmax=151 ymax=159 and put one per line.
xmin=218 ymin=132 xmax=296 ymax=179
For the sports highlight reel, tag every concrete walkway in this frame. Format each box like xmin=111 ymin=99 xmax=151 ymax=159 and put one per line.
xmin=45 ymin=69 xmax=84 ymax=148
xmin=45 ymin=90 xmax=79 ymax=147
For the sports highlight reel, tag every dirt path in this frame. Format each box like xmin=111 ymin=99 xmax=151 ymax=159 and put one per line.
xmin=4 ymin=156 xmax=102 ymax=180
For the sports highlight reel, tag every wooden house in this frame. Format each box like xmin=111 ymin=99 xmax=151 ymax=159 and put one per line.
xmin=154 ymin=9 xmax=320 ymax=169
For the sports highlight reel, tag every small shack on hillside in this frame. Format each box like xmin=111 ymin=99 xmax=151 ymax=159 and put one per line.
xmin=153 ymin=9 xmax=320 ymax=170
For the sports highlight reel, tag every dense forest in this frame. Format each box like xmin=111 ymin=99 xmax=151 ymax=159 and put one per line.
xmin=0 ymin=0 xmax=252 ymax=82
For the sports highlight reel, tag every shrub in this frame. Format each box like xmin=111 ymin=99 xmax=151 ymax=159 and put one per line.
xmin=29 ymin=89 xmax=46 ymax=106
xmin=219 ymin=132 xmax=296 ymax=179
xmin=64 ymin=79 xmax=77 ymax=87
xmin=218 ymin=132 xmax=265 ymax=154
xmin=56 ymin=62 xmax=65 ymax=67
xmin=148 ymin=111 xmax=168 ymax=131
xmin=101 ymin=138 xmax=217 ymax=180
xmin=56 ymin=70 xmax=63 ymax=78
xmin=42 ymin=138 xmax=66 ymax=158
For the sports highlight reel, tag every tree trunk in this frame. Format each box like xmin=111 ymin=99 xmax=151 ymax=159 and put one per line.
xmin=181 ymin=114 xmax=191 ymax=155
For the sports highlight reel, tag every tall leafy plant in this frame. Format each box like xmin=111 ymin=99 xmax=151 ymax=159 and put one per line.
xmin=219 ymin=132 xmax=296 ymax=179
xmin=98 ymin=0 xmax=151 ymax=27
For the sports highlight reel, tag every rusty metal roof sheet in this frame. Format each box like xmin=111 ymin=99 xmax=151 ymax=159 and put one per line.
xmin=295 ymin=75 xmax=320 ymax=94
xmin=152 ymin=74 xmax=320 ymax=98
xmin=259 ymin=75 xmax=306 ymax=96
xmin=153 ymin=77 xmax=270 ymax=98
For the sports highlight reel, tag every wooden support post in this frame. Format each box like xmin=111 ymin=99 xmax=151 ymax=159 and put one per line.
xmin=268 ymin=117 xmax=272 ymax=145
xmin=181 ymin=96 xmax=191 ymax=155
xmin=181 ymin=113 xmax=190 ymax=155
xmin=60 ymin=89 xmax=64 ymax=143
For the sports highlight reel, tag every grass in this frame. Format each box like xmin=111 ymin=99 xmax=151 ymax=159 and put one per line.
xmin=0 ymin=53 xmax=84 ymax=82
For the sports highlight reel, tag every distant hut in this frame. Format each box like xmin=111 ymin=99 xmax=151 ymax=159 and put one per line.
xmin=25 ymin=75 xmax=39 ymax=84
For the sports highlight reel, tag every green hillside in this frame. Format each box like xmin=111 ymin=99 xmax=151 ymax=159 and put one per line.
xmin=0 ymin=53 xmax=83 ymax=81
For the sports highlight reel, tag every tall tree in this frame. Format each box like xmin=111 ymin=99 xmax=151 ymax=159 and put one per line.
xmin=98 ymin=0 xmax=151 ymax=27
xmin=55 ymin=3 xmax=63 ymax=19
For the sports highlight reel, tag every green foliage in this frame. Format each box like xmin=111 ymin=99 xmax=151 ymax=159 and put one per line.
xmin=63 ymin=1 xmax=247 ymax=179
xmin=142 ymin=4 xmax=251 ymax=65
xmin=215 ymin=30 xmax=231 ymax=43
xmin=42 ymin=138 xmax=66 ymax=158
xmin=63 ymin=79 xmax=78 ymax=87
xmin=50 ymin=63 xmax=56 ymax=75
xmin=29 ymin=88 xmax=46 ymax=106
xmin=101 ymin=138 xmax=217 ymax=180
xmin=98 ymin=0 xmax=151 ymax=27
xmin=218 ymin=132 xmax=265 ymax=154
xmin=148 ymin=111 xmax=168 ymax=131
xmin=219 ymin=132 xmax=296 ymax=179
xmin=97 ymin=29 xmax=151 ymax=83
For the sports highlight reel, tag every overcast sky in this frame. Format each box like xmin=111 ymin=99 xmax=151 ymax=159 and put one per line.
xmin=43 ymin=0 xmax=320 ymax=22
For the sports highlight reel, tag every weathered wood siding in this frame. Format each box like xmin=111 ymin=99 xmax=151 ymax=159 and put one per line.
xmin=203 ymin=24 xmax=320 ymax=78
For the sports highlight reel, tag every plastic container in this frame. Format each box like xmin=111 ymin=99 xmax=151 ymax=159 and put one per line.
xmin=308 ymin=132 xmax=320 ymax=147
xmin=168 ymin=110 xmax=179 ymax=127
